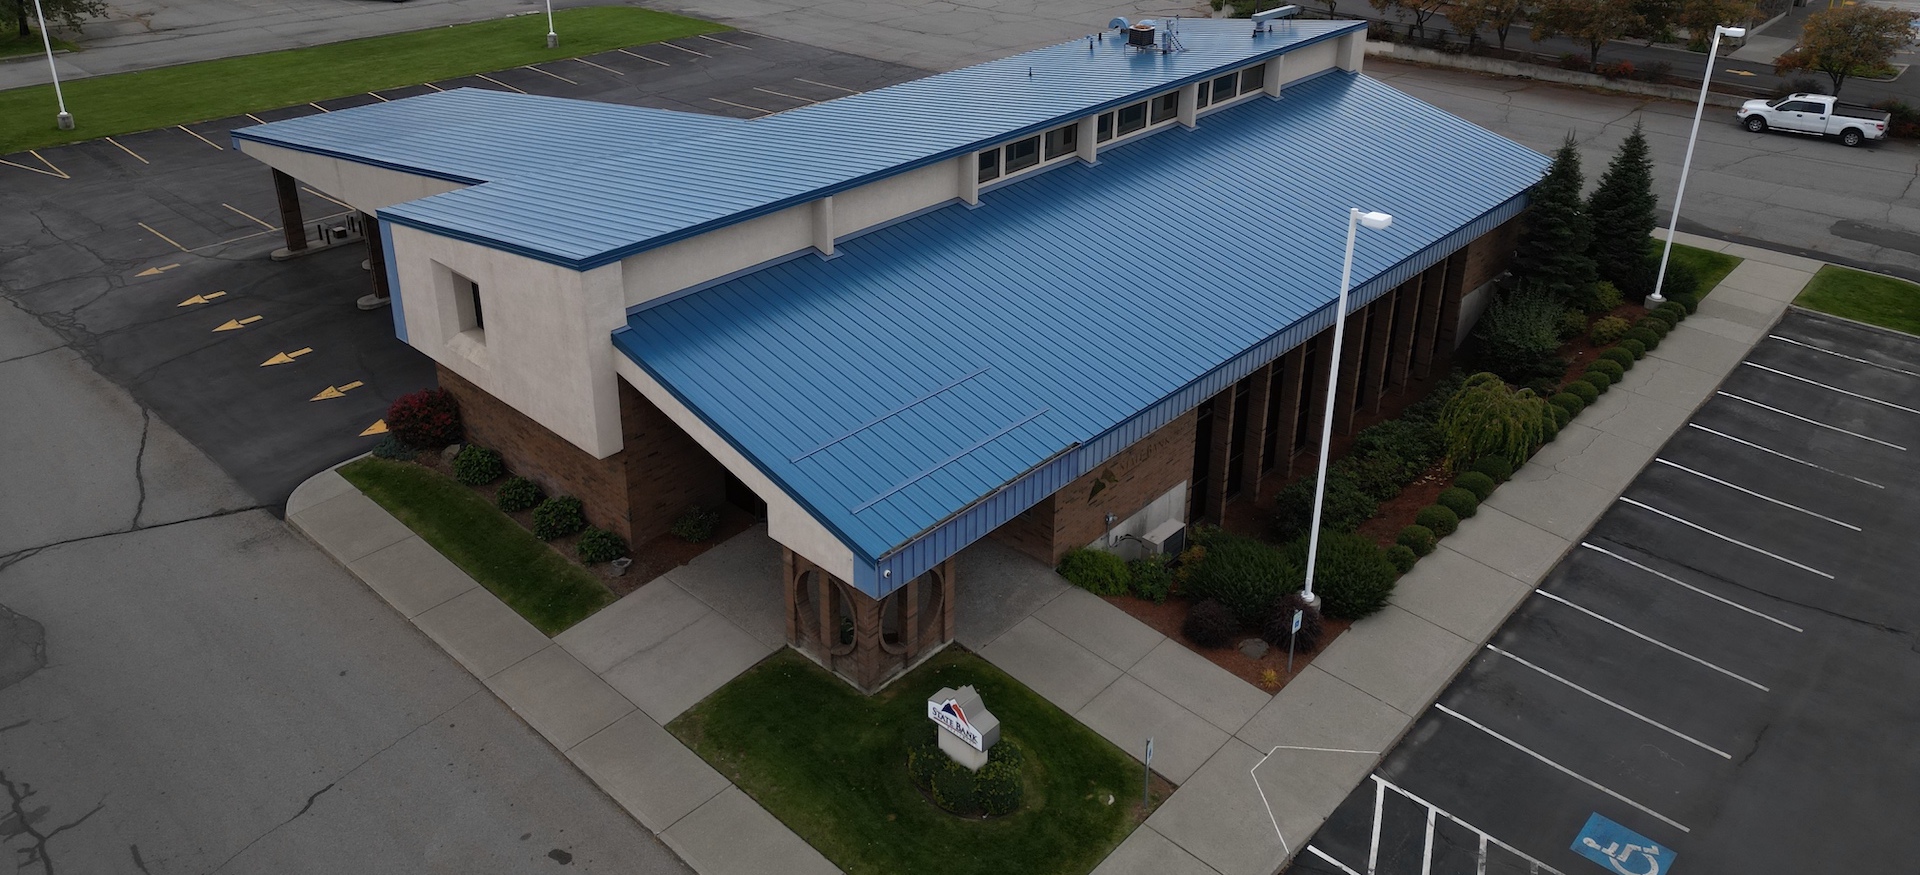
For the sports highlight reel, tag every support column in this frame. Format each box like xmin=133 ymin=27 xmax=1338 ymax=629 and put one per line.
xmin=782 ymin=548 xmax=954 ymax=694
xmin=1201 ymin=386 xmax=1236 ymax=524
xmin=1274 ymin=346 xmax=1306 ymax=478
xmin=1412 ymin=260 xmax=1447 ymax=379
xmin=272 ymin=169 xmax=307 ymax=258
xmin=1435 ymin=255 xmax=1468 ymax=368
xmin=1240 ymin=362 xmax=1273 ymax=501
xmin=359 ymin=213 xmax=391 ymax=311
xmin=1330 ymin=311 xmax=1367 ymax=435
xmin=1299 ymin=334 xmax=1335 ymax=475
xmin=1363 ymin=295 xmax=1395 ymax=414
xmin=1388 ymin=278 xmax=1421 ymax=393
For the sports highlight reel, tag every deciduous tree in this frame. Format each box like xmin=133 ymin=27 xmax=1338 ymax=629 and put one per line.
xmin=1371 ymin=0 xmax=1450 ymax=40
xmin=1676 ymin=0 xmax=1757 ymax=46
xmin=5 ymin=0 xmax=105 ymax=39
xmin=1774 ymin=4 xmax=1920 ymax=97
xmin=1530 ymin=0 xmax=1644 ymax=69
xmin=1444 ymin=0 xmax=1530 ymax=50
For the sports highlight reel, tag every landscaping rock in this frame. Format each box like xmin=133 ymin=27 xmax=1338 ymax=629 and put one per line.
xmin=440 ymin=443 xmax=464 ymax=464
xmin=1237 ymin=638 xmax=1269 ymax=660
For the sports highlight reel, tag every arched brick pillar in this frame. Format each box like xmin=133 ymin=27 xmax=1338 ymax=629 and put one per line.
xmin=782 ymin=549 xmax=955 ymax=692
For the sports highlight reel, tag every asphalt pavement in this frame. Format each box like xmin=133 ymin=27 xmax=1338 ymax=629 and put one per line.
xmin=1291 ymin=308 xmax=1920 ymax=875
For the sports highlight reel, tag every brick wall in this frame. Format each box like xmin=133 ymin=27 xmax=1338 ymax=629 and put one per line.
xmin=1461 ymin=215 xmax=1522 ymax=292
xmin=623 ymin=383 xmax=726 ymax=539
xmin=1047 ymin=409 xmax=1198 ymax=563
xmin=990 ymin=495 xmax=1057 ymax=565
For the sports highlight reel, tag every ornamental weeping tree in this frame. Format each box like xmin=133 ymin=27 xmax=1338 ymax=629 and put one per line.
xmin=1438 ymin=372 xmax=1551 ymax=472
xmin=1512 ymin=134 xmax=1597 ymax=302
xmin=1586 ymin=120 xmax=1658 ymax=299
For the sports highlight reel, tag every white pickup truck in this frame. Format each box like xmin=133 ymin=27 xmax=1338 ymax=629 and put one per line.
xmin=1736 ymin=94 xmax=1890 ymax=147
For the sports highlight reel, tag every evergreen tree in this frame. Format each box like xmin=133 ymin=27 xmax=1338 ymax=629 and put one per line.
xmin=1586 ymin=120 xmax=1659 ymax=299
xmin=1512 ymin=134 xmax=1596 ymax=302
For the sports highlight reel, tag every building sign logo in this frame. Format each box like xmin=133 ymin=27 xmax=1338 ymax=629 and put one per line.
xmin=926 ymin=684 xmax=999 ymax=754
xmin=930 ymin=698 xmax=983 ymax=750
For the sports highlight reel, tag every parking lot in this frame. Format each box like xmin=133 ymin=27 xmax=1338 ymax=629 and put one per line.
xmin=1292 ymin=308 xmax=1920 ymax=875
xmin=0 ymin=32 xmax=921 ymax=508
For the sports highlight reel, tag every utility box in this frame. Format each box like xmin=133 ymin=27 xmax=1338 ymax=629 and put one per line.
xmin=1127 ymin=24 xmax=1157 ymax=47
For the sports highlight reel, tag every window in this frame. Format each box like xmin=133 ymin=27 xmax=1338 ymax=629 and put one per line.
xmin=1213 ymin=73 xmax=1240 ymax=101
xmin=1044 ymin=123 xmax=1078 ymax=160
xmin=977 ymin=148 xmax=1001 ymax=182
xmin=1096 ymin=112 xmax=1114 ymax=142
xmin=1779 ymin=100 xmax=1819 ymax=113
xmin=1151 ymin=91 xmax=1178 ymax=124
xmin=1004 ymin=135 xmax=1041 ymax=173
xmin=1197 ymin=80 xmax=1213 ymax=109
xmin=1117 ymin=101 xmax=1148 ymax=135
xmin=466 ymin=280 xmax=484 ymax=331
xmin=1240 ymin=63 xmax=1267 ymax=94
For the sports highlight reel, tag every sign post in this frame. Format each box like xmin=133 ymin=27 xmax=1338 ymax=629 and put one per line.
xmin=1143 ymin=737 xmax=1154 ymax=809
xmin=1287 ymin=609 xmax=1303 ymax=674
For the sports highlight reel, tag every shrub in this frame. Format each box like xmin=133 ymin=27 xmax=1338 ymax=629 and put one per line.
xmin=909 ymin=739 xmax=1024 ymax=817
xmin=1352 ymin=418 xmax=1445 ymax=470
xmin=1600 ymin=347 xmax=1636 ymax=370
xmin=1057 ymin=548 xmax=1130 ymax=596
xmin=1596 ymin=59 xmax=1634 ymax=79
xmin=1272 ymin=478 xmax=1377 ymax=543
xmin=1262 ymin=592 xmax=1326 ymax=652
xmin=1469 ymin=455 xmax=1514 ymax=483
xmin=1548 ymin=402 xmax=1572 ymax=429
xmin=1182 ymin=533 xmax=1300 ymax=627
xmin=1386 ymin=544 xmax=1419 ymax=574
xmin=386 ymin=388 xmax=463 ymax=449
xmin=371 ymin=435 xmax=415 ymax=460
xmin=495 ymin=476 xmax=543 ymax=513
xmin=576 ymin=527 xmax=627 ymax=564
xmin=1455 ymin=471 xmax=1497 ymax=501
xmin=1671 ymin=292 xmax=1700 ymax=315
xmin=1438 ymin=486 xmax=1480 ymax=519
xmin=670 ymin=506 xmax=722 ymax=543
xmin=1656 ymin=301 xmax=1688 ymax=325
xmin=1415 ymin=504 xmax=1459 ymax=537
xmin=1470 ymin=289 xmax=1568 ymax=384
xmin=531 ymin=496 xmax=586 ymax=541
xmin=1438 ymin=373 xmax=1551 ymax=473
xmin=1128 ymin=558 xmax=1173 ymax=604
xmin=1541 ymin=410 xmax=1561 ymax=443
xmin=1589 ymin=316 xmax=1632 ymax=346
xmin=1557 ymin=308 xmax=1589 ymax=341
xmin=1401 ymin=370 xmax=1468 ymax=425
xmin=1585 ymin=281 xmax=1625 ymax=314
xmin=1550 ymin=392 xmax=1587 ymax=417
xmin=1285 ymin=531 xmax=1397 ymax=620
xmin=1397 ymin=524 xmax=1437 ymax=556
xmin=452 ymin=444 xmax=504 ymax=485
xmin=1657 ymin=262 xmax=1700 ymax=299
xmin=1621 ymin=337 xmax=1648 ymax=358
xmin=1582 ymin=370 xmax=1613 ymax=394
xmin=1183 ymin=599 xmax=1239 ymax=649
xmin=1332 ymin=452 xmax=1408 ymax=503
xmin=1637 ymin=315 xmax=1671 ymax=337
xmin=1589 ymin=359 xmax=1625 ymax=381
xmin=1565 ymin=380 xmax=1599 ymax=404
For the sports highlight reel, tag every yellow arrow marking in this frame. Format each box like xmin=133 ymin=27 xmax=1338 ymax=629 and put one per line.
xmin=259 ymin=347 xmax=314 ymax=367
xmin=310 ymin=380 xmax=365 ymax=401
xmin=213 ymin=316 xmax=262 ymax=332
xmin=1726 ymin=69 xmax=1756 ymax=77
xmin=360 ymin=419 xmax=389 ymax=436
xmin=137 ymin=263 xmax=181 ymax=277
xmin=177 ymin=291 xmax=227 ymax=307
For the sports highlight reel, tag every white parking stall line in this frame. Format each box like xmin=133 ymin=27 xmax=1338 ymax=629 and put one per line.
xmin=1436 ymin=704 xmax=1692 ymax=833
xmin=1304 ymin=845 xmax=1363 ymax=875
xmin=1716 ymin=392 xmax=1907 ymax=450
xmin=1533 ymin=589 xmax=1771 ymax=691
xmin=1653 ymin=458 xmax=1860 ymax=530
xmin=1581 ymin=543 xmax=1804 ymax=632
xmin=1487 ymin=644 xmax=1734 ymax=759
xmin=573 ymin=57 xmax=624 ymax=76
xmin=795 ymin=76 xmax=860 ymax=94
xmin=522 ymin=64 xmax=578 ymax=85
xmin=1743 ymin=361 xmax=1920 ymax=416
xmin=1618 ymin=497 xmax=1835 ymax=581
xmin=658 ymin=40 xmax=711 ymax=57
xmin=696 ymin=33 xmax=752 ymax=48
xmin=1370 ymin=776 xmax=1570 ymax=874
xmin=474 ymin=73 xmax=528 ymax=94
xmin=708 ymin=97 xmax=772 ymax=115
xmin=1421 ymin=806 xmax=1437 ymax=875
xmin=616 ymin=48 xmax=670 ymax=66
xmin=1768 ymin=334 xmax=1920 ymax=380
xmin=1687 ymin=424 xmax=1885 ymax=489
xmin=752 ymin=86 xmax=815 ymax=103
xmin=1367 ymin=777 xmax=1385 ymax=873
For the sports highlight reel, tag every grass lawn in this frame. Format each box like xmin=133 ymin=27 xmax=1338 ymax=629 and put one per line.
xmin=1660 ymin=241 xmax=1742 ymax=295
xmin=669 ymin=648 xmax=1161 ymax=875
xmin=1794 ymin=265 xmax=1920 ymax=336
xmin=0 ymin=7 xmax=722 ymax=153
xmin=0 ymin=31 xmax=76 ymax=60
xmin=338 ymin=457 xmax=612 ymax=635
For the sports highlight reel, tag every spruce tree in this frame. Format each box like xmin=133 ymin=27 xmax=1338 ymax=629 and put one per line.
xmin=1586 ymin=120 xmax=1658 ymax=299
xmin=1511 ymin=134 xmax=1596 ymax=303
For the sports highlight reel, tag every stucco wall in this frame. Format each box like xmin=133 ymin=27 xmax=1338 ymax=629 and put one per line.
xmin=236 ymin=141 xmax=467 ymax=214
xmin=620 ymin=202 xmax=814 ymax=309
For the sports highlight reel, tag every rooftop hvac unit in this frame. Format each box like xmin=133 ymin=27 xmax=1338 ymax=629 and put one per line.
xmin=1127 ymin=23 xmax=1157 ymax=47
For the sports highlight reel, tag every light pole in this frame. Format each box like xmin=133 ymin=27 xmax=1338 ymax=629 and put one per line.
xmin=1302 ymin=208 xmax=1393 ymax=607
xmin=31 ymin=0 xmax=72 ymax=130
xmin=1649 ymin=24 xmax=1745 ymax=304
xmin=544 ymin=0 xmax=558 ymax=48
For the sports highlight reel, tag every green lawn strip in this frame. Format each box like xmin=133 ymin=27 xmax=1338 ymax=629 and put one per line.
xmin=0 ymin=7 xmax=723 ymax=153
xmin=338 ymin=457 xmax=612 ymax=635
xmin=1794 ymin=265 xmax=1920 ymax=335
xmin=1 ymin=32 xmax=77 ymax=60
xmin=669 ymin=648 xmax=1155 ymax=875
xmin=1650 ymin=240 xmax=1742 ymax=297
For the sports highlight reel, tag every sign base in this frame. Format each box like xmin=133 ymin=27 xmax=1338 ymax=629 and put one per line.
xmin=939 ymin=727 xmax=989 ymax=772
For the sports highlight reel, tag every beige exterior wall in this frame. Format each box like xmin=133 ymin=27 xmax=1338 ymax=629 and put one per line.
xmin=236 ymin=141 xmax=467 ymax=214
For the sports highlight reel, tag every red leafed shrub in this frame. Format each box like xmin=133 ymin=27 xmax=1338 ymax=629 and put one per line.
xmin=387 ymin=388 xmax=463 ymax=448
xmin=1596 ymin=60 xmax=1634 ymax=80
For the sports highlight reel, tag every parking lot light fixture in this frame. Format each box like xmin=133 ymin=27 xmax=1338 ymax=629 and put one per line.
xmin=1650 ymin=23 xmax=1745 ymax=304
xmin=545 ymin=0 xmax=558 ymax=48
xmin=1302 ymin=208 xmax=1393 ymax=608
xmin=31 ymin=0 xmax=72 ymax=131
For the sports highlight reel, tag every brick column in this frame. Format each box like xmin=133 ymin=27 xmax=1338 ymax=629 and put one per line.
xmin=1300 ymin=334 xmax=1336 ymax=474
xmin=1239 ymin=362 xmax=1273 ymax=501
xmin=273 ymin=169 xmax=307 ymax=256
xmin=1201 ymin=385 xmax=1237 ymax=524
xmin=1388 ymin=278 xmax=1421 ymax=393
xmin=362 ymin=213 xmax=390 ymax=304
xmin=1330 ymin=311 xmax=1367 ymax=435
xmin=1274 ymin=346 xmax=1306 ymax=478
xmin=1363 ymin=294 xmax=1396 ymax=414
xmin=1434 ymin=255 xmax=1468 ymax=370
xmin=1412 ymin=262 xmax=1447 ymax=380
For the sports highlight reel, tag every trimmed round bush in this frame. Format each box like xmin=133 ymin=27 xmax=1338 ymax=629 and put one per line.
xmin=1128 ymin=558 xmax=1173 ymax=604
xmin=1586 ymin=280 xmax=1625 ymax=313
xmin=1438 ymin=486 xmax=1480 ymax=520
xmin=496 ymin=476 xmax=543 ymax=513
xmin=1541 ymin=410 xmax=1561 ymax=443
xmin=1549 ymin=402 xmax=1572 ymax=430
xmin=1671 ymin=293 xmax=1700 ymax=315
xmin=452 ymin=444 xmax=504 ymax=486
xmin=909 ymin=738 xmax=1024 ymax=817
xmin=670 ymin=507 xmax=721 ymax=543
xmin=1600 ymin=347 xmax=1636 ymax=370
xmin=1660 ymin=262 xmax=1701 ymax=299
xmin=1416 ymin=504 xmax=1459 ymax=537
xmin=1386 ymin=544 xmax=1418 ymax=575
xmin=1637 ymin=315 xmax=1672 ymax=337
xmin=1454 ymin=471 xmax=1497 ymax=501
xmin=1183 ymin=533 xmax=1301 ymax=627
xmin=1057 ymin=548 xmax=1130 ymax=596
xmin=1550 ymin=392 xmax=1587 ymax=416
xmin=371 ymin=435 xmax=415 ymax=461
xmin=576 ymin=527 xmax=627 ymax=564
xmin=1656 ymin=301 xmax=1688 ymax=325
xmin=1183 ymin=598 xmax=1238 ymax=649
xmin=531 ymin=496 xmax=586 ymax=541
xmin=386 ymin=388 xmax=463 ymax=449
xmin=1397 ymin=524 xmax=1437 ymax=557
xmin=1566 ymin=379 xmax=1599 ymax=404
xmin=1588 ymin=315 xmax=1631 ymax=347
xmin=1589 ymin=359 xmax=1625 ymax=381
xmin=1284 ymin=531 xmax=1398 ymax=620
xmin=1468 ymin=455 xmax=1514 ymax=483
xmin=1621 ymin=337 xmax=1649 ymax=358
xmin=1582 ymin=370 xmax=1614 ymax=394
xmin=1261 ymin=593 xmax=1326 ymax=652
xmin=1557 ymin=308 xmax=1589 ymax=341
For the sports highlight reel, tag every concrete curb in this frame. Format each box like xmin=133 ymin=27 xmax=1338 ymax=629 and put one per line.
xmin=1367 ymin=42 xmax=1750 ymax=108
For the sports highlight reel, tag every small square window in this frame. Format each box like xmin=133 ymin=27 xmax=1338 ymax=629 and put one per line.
xmin=1005 ymin=135 xmax=1041 ymax=172
xmin=1044 ymin=123 xmax=1078 ymax=160
xmin=1213 ymin=73 xmax=1240 ymax=101
xmin=1151 ymin=92 xmax=1178 ymax=124
xmin=1117 ymin=101 xmax=1148 ymax=135
xmin=978 ymin=148 xmax=1001 ymax=182
xmin=1197 ymin=80 xmax=1212 ymax=108
xmin=1097 ymin=112 xmax=1114 ymax=143
xmin=1241 ymin=64 xmax=1267 ymax=94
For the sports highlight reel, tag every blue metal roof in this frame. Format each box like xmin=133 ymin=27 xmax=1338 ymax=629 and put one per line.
xmin=613 ymin=71 xmax=1550 ymax=596
xmin=364 ymin=19 xmax=1365 ymax=268
xmin=230 ymin=88 xmax=747 ymax=185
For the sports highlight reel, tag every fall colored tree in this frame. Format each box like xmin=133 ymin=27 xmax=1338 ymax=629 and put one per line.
xmin=1530 ymin=0 xmax=1645 ymax=69
xmin=1371 ymin=0 xmax=1451 ymax=39
xmin=1774 ymin=4 xmax=1920 ymax=97
xmin=1676 ymin=0 xmax=1757 ymax=46
xmin=1444 ymin=0 xmax=1530 ymax=50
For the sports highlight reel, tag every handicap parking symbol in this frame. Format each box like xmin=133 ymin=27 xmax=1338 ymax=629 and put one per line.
xmin=1572 ymin=812 xmax=1675 ymax=875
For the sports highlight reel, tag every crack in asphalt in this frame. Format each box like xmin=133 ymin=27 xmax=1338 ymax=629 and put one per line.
xmin=0 ymin=770 xmax=105 ymax=875
xmin=0 ymin=346 xmax=61 ymax=368
xmin=1598 ymin=534 xmax=1916 ymax=640
xmin=0 ymin=504 xmax=268 ymax=573
xmin=130 ymin=408 xmax=152 ymax=531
